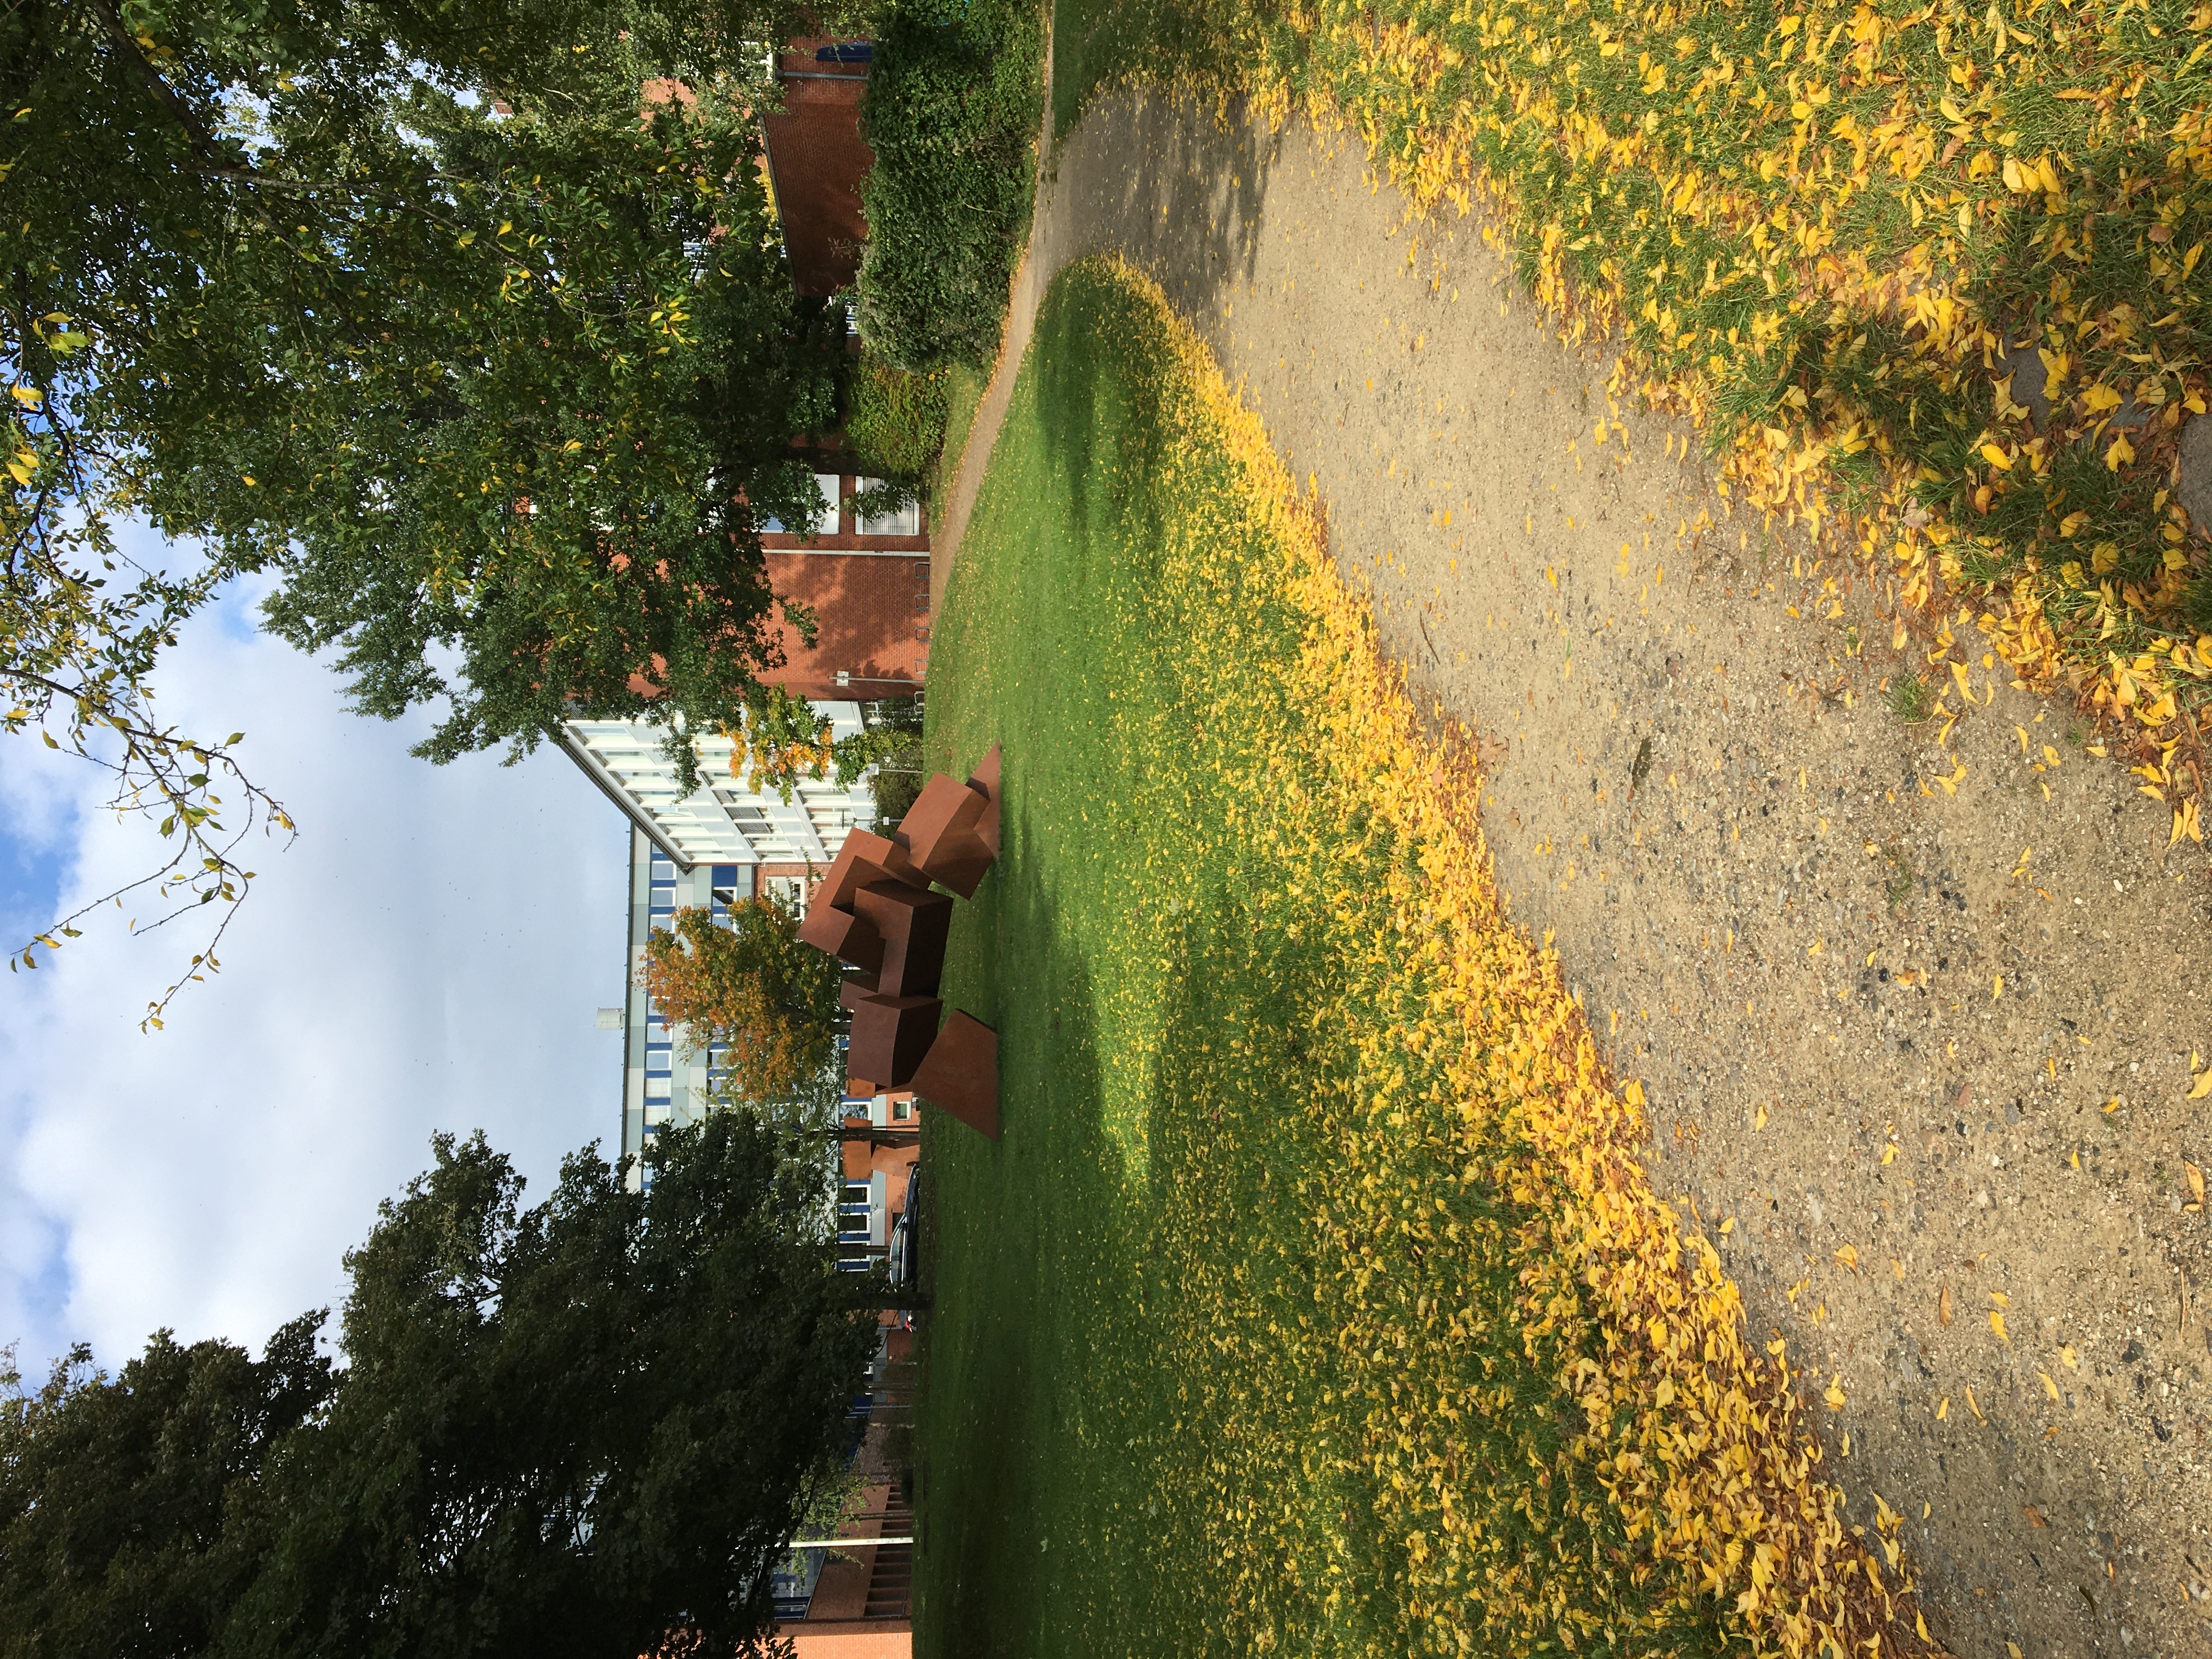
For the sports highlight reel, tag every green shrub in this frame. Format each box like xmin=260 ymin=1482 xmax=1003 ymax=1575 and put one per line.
xmin=867 ymin=733 xmax=927 ymax=828
xmin=853 ymin=0 xmax=1043 ymax=369
xmin=845 ymin=350 xmax=951 ymax=481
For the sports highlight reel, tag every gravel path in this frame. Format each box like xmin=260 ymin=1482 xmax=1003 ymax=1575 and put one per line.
xmin=935 ymin=77 xmax=2212 ymax=1659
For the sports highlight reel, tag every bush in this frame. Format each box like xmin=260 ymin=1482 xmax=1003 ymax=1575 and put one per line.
xmin=853 ymin=0 xmax=1044 ymax=369
xmin=866 ymin=732 xmax=927 ymax=828
xmin=845 ymin=350 xmax=951 ymax=482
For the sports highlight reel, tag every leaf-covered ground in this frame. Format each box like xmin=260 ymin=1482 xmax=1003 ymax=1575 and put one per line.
xmin=914 ymin=257 xmax=1938 ymax=1659
xmin=1053 ymin=0 xmax=2212 ymax=826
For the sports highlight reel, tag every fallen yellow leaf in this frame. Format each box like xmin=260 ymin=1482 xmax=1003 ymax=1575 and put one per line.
xmin=1834 ymin=1244 xmax=1859 ymax=1271
xmin=1967 ymin=1386 xmax=1985 ymax=1422
xmin=1990 ymin=1310 xmax=2009 ymax=1342
xmin=1935 ymin=1396 xmax=1949 ymax=1420
xmin=2039 ymin=1370 xmax=2059 ymax=1401
xmin=1939 ymin=1285 xmax=1953 ymax=1327
xmin=1824 ymin=1379 xmax=1847 ymax=1409
xmin=2060 ymin=1344 xmax=2079 ymax=1370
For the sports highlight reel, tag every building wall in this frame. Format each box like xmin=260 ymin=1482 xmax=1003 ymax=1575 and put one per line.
xmin=760 ymin=550 xmax=930 ymax=702
xmin=781 ymin=1621 xmax=912 ymax=1659
xmin=761 ymin=42 xmax=872 ymax=297
xmin=759 ymin=470 xmax=931 ymax=700
xmin=620 ymin=830 xmax=761 ymax=1182
xmin=563 ymin=709 xmax=877 ymax=870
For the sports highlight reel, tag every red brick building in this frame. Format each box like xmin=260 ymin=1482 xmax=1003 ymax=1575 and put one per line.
xmin=779 ymin=1109 xmax=919 ymax=1655
xmin=757 ymin=43 xmax=933 ymax=706
xmin=761 ymin=40 xmax=872 ymax=300
xmin=759 ymin=474 xmax=930 ymax=702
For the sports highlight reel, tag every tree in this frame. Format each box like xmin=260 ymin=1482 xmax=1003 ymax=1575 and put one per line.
xmin=0 ymin=1317 xmax=332 ymax=1659
xmin=639 ymin=899 xmax=845 ymax=1110
xmin=228 ymin=1118 xmax=874 ymax=1657
xmin=0 ymin=1116 xmax=880 ymax=1658
xmin=2 ymin=0 xmax=849 ymax=1011
xmin=726 ymin=685 xmax=922 ymax=804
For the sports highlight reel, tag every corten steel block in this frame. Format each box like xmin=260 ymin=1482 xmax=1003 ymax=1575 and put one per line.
xmin=909 ymin=1011 xmax=1000 ymax=1140
xmin=895 ymin=773 xmax=994 ymax=899
xmin=967 ymin=742 xmax=1003 ymax=858
xmin=853 ymin=881 xmax=952 ymax=998
xmin=798 ymin=903 xmax=884 ymax=976
xmin=846 ymin=994 xmax=942 ymax=1090
xmin=813 ymin=829 xmax=927 ymax=913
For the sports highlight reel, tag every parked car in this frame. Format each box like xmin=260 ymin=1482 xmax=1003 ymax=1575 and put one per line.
xmin=887 ymin=1163 xmax=922 ymax=1296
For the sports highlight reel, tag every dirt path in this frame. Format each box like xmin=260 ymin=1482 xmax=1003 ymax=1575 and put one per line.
xmin=935 ymin=78 xmax=2212 ymax=1659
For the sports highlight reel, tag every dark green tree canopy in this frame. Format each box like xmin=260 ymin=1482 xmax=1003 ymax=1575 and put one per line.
xmin=0 ymin=1315 xmax=332 ymax=1659
xmin=3 ymin=0 xmax=853 ymax=1005
xmin=0 ymin=1115 xmax=879 ymax=1658
xmin=5 ymin=0 xmax=847 ymax=757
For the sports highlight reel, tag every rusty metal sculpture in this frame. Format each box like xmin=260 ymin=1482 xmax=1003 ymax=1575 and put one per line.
xmin=801 ymin=744 xmax=1002 ymax=1137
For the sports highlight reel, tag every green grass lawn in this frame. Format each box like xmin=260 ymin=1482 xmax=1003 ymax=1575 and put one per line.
xmin=1049 ymin=0 xmax=1238 ymax=139
xmin=905 ymin=258 xmax=1894 ymax=1659
xmin=926 ymin=362 xmax=986 ymax=545
xmin=914 ymin=256 xmax=1346 ymax=1659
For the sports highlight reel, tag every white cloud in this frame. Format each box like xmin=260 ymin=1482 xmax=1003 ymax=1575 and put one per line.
xmin=0 ymin=563 xmax=629 ymax=1375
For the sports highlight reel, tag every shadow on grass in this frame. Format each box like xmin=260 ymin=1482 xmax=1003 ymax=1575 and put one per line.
xmin=911 ymin=262 xmax=1735 ymax=1659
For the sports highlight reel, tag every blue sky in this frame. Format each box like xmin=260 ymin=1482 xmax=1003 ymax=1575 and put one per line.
xmin=0 ymin=544 xmax=629 ymax=1376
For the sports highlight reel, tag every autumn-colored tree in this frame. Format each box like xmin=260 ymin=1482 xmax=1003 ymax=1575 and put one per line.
xmin=639 ymin=900 xmax=845 ymax=1107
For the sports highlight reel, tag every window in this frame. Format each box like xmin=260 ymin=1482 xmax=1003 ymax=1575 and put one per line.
xmin=856 ymin=477 xmax=920 ymax=537
xmin=764 ymin=874 xmax=809 ymax=913
xmin=760 ymin=473 xmax=839 ymax=538
xmin=645 ymin=1045 xmax=673 ymax=1075
xmin=892 ymin=1099 xmax=913 ymax=1121
xmin=645 ymin=1075 xmax=672 ymax=1099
